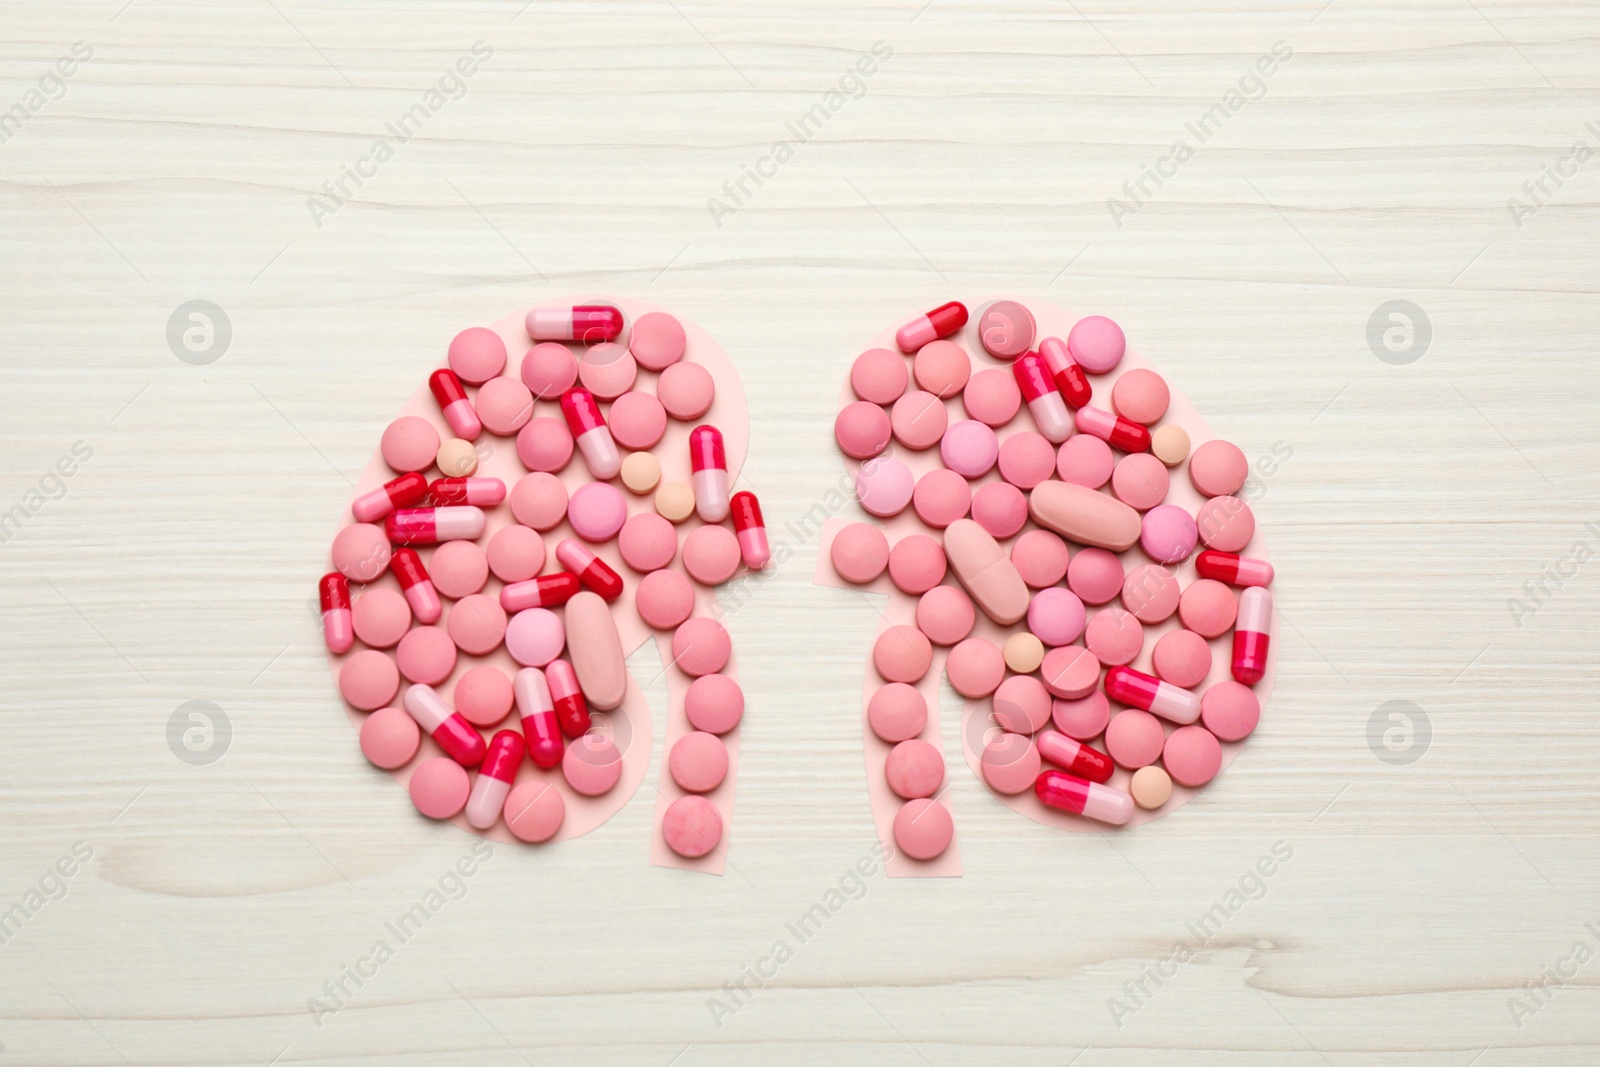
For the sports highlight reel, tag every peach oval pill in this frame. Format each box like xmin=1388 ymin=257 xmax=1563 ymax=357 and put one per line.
xmin=1111 ymin=368 xmax=1170 ymax=424
xmin=564 ymin=591 xmax=626 ymax=710
xmin=886 ymin=738 xmax=945 ymax=799
xmin=340 ymin=651 xmax=399 ymax=711
xmin=962 ymin=368 xmax=1022 ymax=427
xmin=568 ymin=482 xmax=628 ymax=542
xmin=453 ymin=665 xmax=514 ymax=727
xmin=332 ymin=523 xmax=392 ymax=583
xmin=1029 ymin=480 xmax=1141 ymax=551
xmin=1111 ymin=453 xmax=1170 ymax=511
xmin=618 ymin=512 xmax=677 ymax=572
xmin=1164 ymin=725 xmax=1222 ymax=786
xmin=1104 ymin=709 xmax=1165 ymax=768
xmin=856 ymin=457 xmax=915 ymax=518
xmin=831 ymin=523 xmax=890 ymax=584
xmin=655 ymin=480 xmax=697 ymax=523
xmin=1085 ymin=606 xmax=1143 ymax=666
xmin=516 ymin=417 xmax=574 ymax=473
xmin=686 ymin=674 xmax=744 ymax=735
xmin=447 ymin=594 xmax=508 ymax=656
xmin=636 ymin=569 xmax=696 ymax=630
xmin=1067 ymin=547 xmax=1123 ymax=605
xmin=947 ymin=638 xmax=1005 ymax=698
xmin=941 ymin=419 xmax=999 ymax=478
xmin=1040 ymin=645 xmax=1099 ymax=699
xmin=578 ymin=342 xmax=636 ymax=400
xmin=1122 ymin=563 xmax=1180 ymax=624
xmin=874 ymin=625 xmax=933 ymax=684
xmin=621 ymin=451 xmax=662 ymax=495
xmin=509 ymin=472 xmax=568 ymax=531
xmin=913 ymin=468 xmax=971 ymax=529
xmin=429 ymin=540 xmax=489 ymax=599
xmin=683 ymin=524 xmax=741 ymax=584
xmin=916 ymin=585 xmax=975 ymax=646
xmin=504 ymin=780 xmax=565 ymax=843
xmin=1003 ymin=632 xmax=1045 ymax=674
xmin=1151 ymin=424 xmax=1190 ymax=467
xmin=1201 ymin=680 xmax=1260 ymax=741
xmin=1140 ymin=504 xmax=1198 ymax=564
xmin=1028 ymin=587 xmax=1086 ymax=647
xmin=608 ymin=391 xmax=667 ymax=451
xmin=1189 ymin=440 xmax=1249 ymax=497
xmin=381 ymin=416 xmax=441 ymax=473
xmin=889 ymin=390 xmax=947 ymax=450
xmin=970 ymin=482 xmax=1027 ymax=540
xmin=1197 ymin=495 xmax=1255 ymax=552
xmin=563 ymin=733 xmax=622 ymax=796
xmin=628 ymin=311 xmax=686 ymax=371
xmin=409 ymin=756 xmax=471 ymax=819
xmin=888 ymin=534 xmax=946 ymax=595
xmin=893 ymin=798 xmax=953 ymax=860
xmin=670 ymin=731 xmax=729 ymax=793
xmin=396 ymin=627 xmax=456 ymax=685
xmin=657 ymin=361 xmax=715 ymax=420
xmin=475 ymin=377 xmax=534 ymax=436
xmin=673 ymin=617 xmax=732 ymax=677
xmin=663 ymin=794 xmax=723 ymax=858
xmin=982 ymin=732 xmax=1042 ymax=795
xmin=978 ymin=300 xmax=1036 ymax=360
xmin=998 ymin=432 xmax=1057 ymax=489
xmin=360 ymin=706 xmax=421 ymax=769
xmin=486 ymin=525 xmax=546 ymax=584
xmin=868 ymin=682 xmax=927 ymax=743
xmin=913 ymin=339 xmax=971 ymax=398
xmin=520 ymin=342 xmax=579 ymax=399
xmin=352 ymin=588 xmax=411 ymax=649
xmin=436 ymin=438 xmax=478 ymax=477
xmin=1052 ymin=691 xmax=1111 ymax=740
xmin=851 ymin=347 xmax=908 ymax=405
xmin=835 ymin=401 xmax=892 ymax=460
xmin=1153 ymin=629 xmax=1213 ymax=689
xmin=448 ymin=326 xmax=507 ymax=384
xmin=1179 ymin=578 xmax=1238 ymax=638
xmin=1011 ymin=529 xmax=1071 ymax=589
xmin=1056 ymin=434 xmax=1115 ymax=488
xmin=1067 ymin=315 xmax=1125 ymax=374
xmin=1130 ymin=765 xmax=1173 ymax=809
xmin=943 ymin=519 xmax=1029 ymax=626
xmin=993 ymin=675 xmax=1052 ymax=733
xmin=504 ymin=606 xmax=564 ymax=667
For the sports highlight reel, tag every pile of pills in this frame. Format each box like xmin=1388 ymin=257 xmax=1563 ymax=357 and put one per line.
xmin=322 ymin=300 xmax=763 ymax=864
xmin=829 ymin=298 xmax=1275 ymax=863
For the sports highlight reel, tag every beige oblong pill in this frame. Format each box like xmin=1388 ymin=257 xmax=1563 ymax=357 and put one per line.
xmin=943 ymin=519 xmax=1030 ymax=626
xmin=1029 ymin=480 xmax=1141 ymax=551
xmin=564 ymin=591 xmax=626 ymax=711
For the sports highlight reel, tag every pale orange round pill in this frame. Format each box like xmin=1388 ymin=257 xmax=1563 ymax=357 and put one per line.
xmin=621 ymin=452 xmax=661 ymax=494
xmin=436 ymin=438 xmax=478 ymax=477
xmin=1003 ymin=632 xmax=1045 ymax=673
xmin=655 ymin=480 xmax=696 ymax=523
xmin=1151 ymin=424 xmax=1190 ymax=467
xmin=1130 ymin=765 xmax=1173 ymax=809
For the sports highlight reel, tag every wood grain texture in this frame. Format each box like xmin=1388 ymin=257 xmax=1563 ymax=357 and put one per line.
xmin=2 ymin=0 xmax=1597 ymax=1063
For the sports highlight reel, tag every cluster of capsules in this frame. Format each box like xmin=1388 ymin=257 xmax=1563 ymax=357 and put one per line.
xmin=830 ymin=299 xmax=1274 ymax=861
xmin=320 ymin=303 xmax=767 ymax=859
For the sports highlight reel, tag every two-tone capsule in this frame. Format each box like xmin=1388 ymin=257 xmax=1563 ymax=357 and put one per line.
xmin=895 ymin=301 xmax=968 ymax=353
xmin=513 ymin=667 xmax=565 ymax=769
xmin=385 ymin=506 xmax=486 ymax=545
xmin=350 ymin=472 xmax=428 ymax=524
xmin=556 ymin=539 xmax=624 ymax=601
xmin=428 ymin=477 xmax=506 ymax=507
xmin=500 ymin=571 xmax=581 ymax=613
xmin=1232 ymin=587 xmax=1273 ymax=685
xmin=690 ymin=426 xmax=730 ymax=523
xmin=428 ymin=368 xmax=481 ymax=440
xmin=546 ymin=658 xmax=591 ymax=738
xmin=389 ymin=548 xmax=442 ymax=624
xmin=1075 ymin=406 xmax=1151 ymax=453
xmin=1034 ymin=769 xmax=1133 ymax=825
xmin=1013 ymin=352 xmax=1073 ymax=443
xmin=560 ymin=389 xmax=622 ymax=480
xmin=1196 ymin=550 xmax=1275 ymax=588
xmin=402 ymin=684 xmax=487 ymax=767
xmin=1105 ymin=665 xmax=1200 ymax=725
xmin=319 ymin=573 xmax=353 ymax=653
xmin=526 ymin=305 xmax=624 ymax=344
xmin=1035 ymin=730 xmax=1113 ymax=783
xmin=1037 ymin=336 xmax=1092 ymax=408
xmin=465 ymin=730 xmax=525 ymax=829
xmin=730 ymin=491 xmax=770 ymax=570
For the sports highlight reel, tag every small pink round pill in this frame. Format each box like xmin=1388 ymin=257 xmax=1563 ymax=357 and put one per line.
xmin=874 ymin=626 xmax=933 ymax=684
xmin=1011 ymin=529 xmax=1070 ymax=588
xmin=916 ymin=585 xmax=976 ymax=646
xmin=516 ymin=417 xmax=574 ymax=473
xmin=669 ymin=731 xmax=729 ymax=793
xmin=663 ymin=794 xmax=723 ymax=858
xmin=520 ymin=342 xmax=578 ymax=400
xmin=981 ymin=733 xmax=1042 ymax=795
xmin=868 ymin=683 xmax=927 ymax=743
xmin=360 ymin=706 xmax=421 ymax=769
xmin=1178 ymin=578 xmax=1238 ymax=638
xmin=1028 ymin=587 xmax=1086 ymax=647
xmin=831 ymin=523 xmax=890 ymax=584
xmin=1163 ymin=725 xmax=1222 ymax=787
xmin=886 ymin=738 xmax=945 ymax=799
xmin=657 ymin=362 xmax=715 ymax=420
xmin=332 ymin=523 xmax=392 ymax=583
xmin=1057 ymin=435 xmax=1115 ymax=488
xmin=352 ymin=588 xmax=411 ymax=649
xmin=856 ymin=457 xmax=915 ymax=518
xmin=946 ymin=638 xmax=1005 ymax=698
xmin=409 ymin=756 xmax=471 ymax=819
xmin=998 ymin=432 xmax=1057 ymax=489
xmin=1197 ymin=495 xmax=1255 ymax=553
xmin=686 ymin=674 xmax=744 ymax=734
xmin=970 ymin=482 xmax=1027 ymax=539
xmin=1140 ymin=504 xmax=1199 ymax=565
xmin=504 ymin=607 xmax=565 ymax=667
xmin=1066 ymin=315 xmax=1125 ymax=374
xmin=1111 ymin=368 xmax=1170 ymax=425
xmin=486 ymin=525 xmax=546 ymax=583
xmin=1040 ymin=645 xmax=1100 ymax=699
xmin=340 ymin=649 xmax=399 ymax=711
xmin=940 ymin=419 xmax=999 ymax=478
xmin=563 ymin=734 xmax=622 ymax=796
xmin=629 ymin=312 xmax=686 ymax=371
xmin=381 ymin=416 xmax=441 ymax=474
xmin=428 ymin=540 xmax=488 ymax=599
xmin=851 ymin=348 xmax=909 ymax=405
xmin=577 ymin=342 xmax=637 ymax=400
xmin=893 ymin=797 xmax=953 ymax=860
xmin=1189 ymin=440 xmax=1249 ymax=498
xmin=1085 ymin=606 xmax=1143 ymax=666
xmin=1201 ymin=680 xmax=1261 ymax=741
xmin=608 ymin=391 xmax=668 ymax=451
xmin=683 ymin=524 xmax=741 ymax=584
xmin=890 ymin=390 xmax=948 ymax=450
xmin=568 ymin=482 xmax=628 ymax=542
xmin=504 ymin=780 xmax=565 ymax=843
xmin=1122 ymin=563 xmax=1180 ymax=624
xmin=1104 ymin=709 xmax=1165 ymax=768
xmin=509 ymin=472 xmax=568 ymax=531
xmin=962 ymin=368 xmax=1022 ymax=427
xmin=993 ymin=674 xmax=1052 ymax=733
xmin=618 ymin=512 xmax=677 ymax=572
xmin=474 ymin=377 xmax=534 ymax=436
xmin=446 ymin=594 xmax=507 ymax=656
xmin=448 ymin=326 xmax=507 ymax=384
xmin=636 ymin=569 xmax=695 ymax=629
xmin=835 ymin=401 xmax=893 ymax=460
xmin=1111 ymin=453 xmax=1170 ymax=511
xmin=1052 ymin=691 xmax=1111 ymax=740
xmin=673 ymin=617 xmax=732 ymax=677
xmin=887 ymin=535 xmax=946 ymax=595
xmin=913 ymin=468 xmax=971 ymax=529
xmin=978 ymin=300 xmax=1036 ymax=359
xmin=1152 ymin=629 xmax=1213 ymax=689
xmin=453 ymin=665 xmax=514 ymax=727
xmin=395 ymin=627 xmax=456 ymax=685
xmin=1067 ymin=547 xmax=1124 ymax=605
xmin=913 ymin=340 xmax=971 ymax=399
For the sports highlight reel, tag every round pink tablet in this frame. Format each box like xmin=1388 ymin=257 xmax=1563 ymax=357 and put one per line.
xmin=1027 ymin=587 xmax=1086 ymax=647
xmin=947 ymin=638 xmax=1005 ymax=697
xmin=448 ymin=326 xmax=507 ymax=384
xmin=962 ymin=368 xmax=1022 ymax=427
xmin=940 ymin=419 xmax=999 ymax=478
xmin=1067 ymin=315 xmax=1126 ymax=374
xmin=1040 ymin=645 xmax=1100 ymax=699
xmin=913 ymin=340 xmax=971 ymax=398
xmin=997 ymin=432 xmax=1056 ymax=489
xmin=868 ymin=682 xmax=927 ymax=743
xmin=578 ymin=342 xmax=637 ymax=400
xmin=486 ymin=525 xmax=546 ymax=583
xmin=636 ymin=569 xmax=696 ymax=629
xmin=1164 ymin=725 xmax=1222 ymax=787
xmin=913 ymin=468 xmax=971 ymax=528
xmin=673 ymin=617 xmax=732 ymax=677
xmin=1052 ymin=691 xmax=1111 ymax=740
xmin=686 ymin=673 xmax=744 ymax=734
xmin=887 ymin=535 xmax=946 ymax=595
xmin=352 ymin=588 xmax=411 ymax=649
xmin=1179 ymin=579 xmax=1238 ymax=638
xmin=669 ymin=731 xmax=729 ymax=793
xmin=568 ymin=482 xmax=628 ymax=542
xmin=982 ymin=733 xmax=1042 ymax=795
xmin=893 ymin=798 xmax=953 ymax=860
xmin=886 ymin=738 xmax=945 ymax=799
xmin=993 ymin=675 xmax=1052 ymax=734
xmin=396 ymin=626 xmax=456 ymax=684
xmin=504 ymin=780 xmax=565 ymax=843
xmin=1085 ymin=606 xmax=1143 ymax=666
xmin=474 ymin=376 xmax=534 ymax=435
xmin=380 ymin=416 xmax=440 ymax=474
xmin=1201 ymin=680 xmax=1261 ymax=742
xmin=1141 ymin=504 xmax=1199 ymax=565
xmin=1189 ymin=440 xmax=1249 ymax=497
xmin=608 ymin=391 xmax=667 ymax=451
xmin=1111 ymin=453 xmax=1170 ymax=511
xmin=629 ymin=311 xmax=686 ymax=371
xmin=339 ymin=649 xmax=399 ymax=710
xmin=970 ymin=482 xmax=1027 ymax=539
xmin=504 ymin=607 xmax=564 ymax=667
xmin=682 ymin=524 xmax=741 ymax=584
xmin=874 ymin=626 xmax=933 ymax=684
xmin=1067 ymin=547 xmax=1123 ymax=605
xmin=409 ymin=757 xmax=471 ymax=819
xmin=1111 ymin=368 xmax=1170 ymax=425
xmin=563 ymin=734 xmax=622 ymax=796
xmin=1012 ymin=529 xmax=1071 ymax=588
xmin=520 ymin=341 xmax=579 ymax=399
xmin=831 ymin=523 xmax=890 ymax=583
xmin=890 ymin=390 xmax=947 ymax=450
xmin=1057 ymin=435 xmax=1115 ymax=488
xmin=509 ymin=472 xmax=569 ymax=531
xmin=856 ymin=457 xmax=914 ymax=518
xmin=446 ymin=594 xmax=508 ymax=656
xmin=1122 ymin=564 xmax=1180 ymax=624
xmin=851 ymin=348 xmax=909 ymax=405
xmin=516 ymin=416 xmax=574 ymax=473
xmin=359 ymin=706 xmax=421 ymax=769
xmin=835 ymin=401 xmax=893 ymax=460
xmin=428 ymin=540 xmax=489 ymax=599
xmin=916 ymin=585 xmax=976 ymax=646
xmin=979 ymin=300 xmax=1036 ymax=359
xmin=657 ymin=362 xmax=715 ymax=420
xmin=1153 ymin=629 xmax=1212 ymax=689
xmin=1104 ymin=709 xmax=1165 ymax=768
xmin=663 ymin=795 xmax=723 ymax=858
xmin=453 ymin=665 xmax=514 ymax=727
xmin=618 ymin=512 xmax=677 ymax=572
xmin=1197 ymin=495 xmax=1255 ymax=552
xmin=332 ymin=523 xmax=392 ymax=583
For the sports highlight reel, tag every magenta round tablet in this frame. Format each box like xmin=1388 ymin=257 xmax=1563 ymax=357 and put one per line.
xmin=831 ymin=523 xmax=890 ymax=583
xmin=1141 ymin=504 xmax=1198 ymax=565
xmin=868 ymin=683 xmax=927 ymax=743
xmin=475 ymin=377 xmax=534 ymax=436
xmin=663 ymin=794 xmax=723 ymax=858
xmin=683 ymin=524 xmax=741 ymax=584
xmin=428 ymin=540 xmax=488 ymax=599
xmin=608 ymin=391 xmax=667 ymax=451
xmin=887 ymin=535 xmax=946 ymax=595
xmin=618 ymin=512 xmax=677 ymax=572
xmin=1111 ymin=453 xmax=1170 ymax=511
xmin=380 ymin=416 xmax=440 ymax=474
xmin=686 ymin=674 xmax=744 ymax=734
xmin=339 ymin=649 xmax=399 ymax=710
xmin=658 ymin=362 xmax=715 ymax=420
xmin=886 ymin=738 xmax=945 ymax=799
xmin=1028 ymin=587 xmax=1086 ymax=647
xmin=509 ymin=471 xmax=569 ymax=531
xmin=1067 ymin=315 xmax=1125 ymax=374
xmin=913 ymin=468 xmax=971 ymax=529
xmin=1189 ymin=440 xmax=1249 ymax=497
xmin=856 ymin=457 xmax=914 ymax=518
xmin=993 ymin=674 xmax=1052 ymax=733
xmin=962 ymin=368 xmax=1022 ymax=427
xmin=453 ymin=665 xmax=514 ymax=727
xmin=1153 ymin=629 xmax=1212 ymax=689
xmin=1122 ymin=563 xmax=1180 ymax=624
xmin=505 ymin=607 xmax=565 ymax=667
xmin=673 ymin=617 xmax=732 ymax=677
xmin=835 ymin=401 xmax=892 ymax=460
xmin=360 ymin=706 xmax=421 ymax=769
xmin=1067 ymin=547 xmax=1123 ymax=605
xmin=486 ymin=525 xmax=545 ymax=583
xmin=568 ymin=482 xmax=628 ymax=542
xmin=1201 ymin=680 xmax=1261 ymax=741
xmin=941 ymin=419 xmax=999 ymax=478
xmin=670 ymin=731 xmax=729 ymax=793
xmin=1085 ymin=606 xmax=1143 ymax=666
xmin=970 ymin=482 xmax=1027 ymax=539
xmin=517 ymin=417 xmax=574 ymax=473
xmin=916 ymin=585 xmax=976 ymax=646
xmin=1057 ymin=435 xmax=1115 ymax=488
xmin=893 ymin=798 xmax=953 ymax=861
xmin=578 ymin=342 xmax=637 ymax=400
xmin=636 ymin=569 xmax=696 ymax=629
xmin=1104 ymin=709 xmax=1165 ymax=768
xmin=874 ymin=626 xmax=932 ymax=684
xmin=1164 ymin=725 xmax=1222 ymax=787
xmin=446 ymin=594 xmax=507 ymax=656
xmin=332 ymin=523 xmax=391 ymax=583
xmin=629 ymin=311 xmax=686 ymax=371
xmin=1040 ymin=645 xmax=1099 ymax=699
xmin=851 ymin=347 xmax=909 ymax=405
xmin=563 ymin=734 xmax=622 ymax=796
xmin=913 ymin=339 xmax=971 ymax=399
xmin=410 ymin=756 xmax=471 ymax=819
xmin=946 ymin=638 xmax=1005 ymax=697
xmin=1111 ymin=368 xmax=1170 ymax=425
xmin=448 ymin=326 xmax=507 ymax=384
xmin=890 ymin=390 xmax=947 ymax=450
xmin=396 ymin=626 xmax=456 ymax=685
xmin=521 ymin=341 xmax=578 ymax=399
xmin=1179 ymin=578 xmax=1238 ymax=638
xmin=504 ymin=780 xmax=565 ymax=843
xmin=997 ymin=432 xmax=1056 ymax=489
xmin=1052 ymin=691 xmax=1110 ymax=740
xmin=982 ymin=733 xmax=1042 ymax=795
xmin=1197 ymin=495 xmax=1255 ymax=552
xmin=352 ymin=588 xmax=411 ymax=649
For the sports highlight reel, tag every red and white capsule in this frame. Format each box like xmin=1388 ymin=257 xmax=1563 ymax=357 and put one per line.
xmin=559 ymin=388 xmax=621 ymax=480
xmin=1013 ymin=352 xmax=1074 ymax=443
xmin=556 ymin=539 xmax=624 ymax=601
xmin=730 ymin=491 xmax=770 ymax=570
xmin=1196 ymin=550 xmax=1275 ymax=588
xmin=402 ymin=684 xmax=487 ymax=767
xmin=1034 ymin=769 xmax=1133 ymax=825
xmin=1232 ymin=586 xmax=1273 ymax=685
xmin=319 ymin=572 xmax=353 ymax=654
xmin=350 ymin=471 xmax=428 ymax=524
xmin=428 ymin=477 xmax=506 ymax=508
xmin=385 ymin=506 xmax=485 ymax=545
xmin=525 ymin=305 xmax=624 ymax=344
xmin=895 ymin=301 xmax=968 ymax=353
xmin=389 ymin=548 xmax=442 ymax=624
xmin=1075 ymin=406 xmax=1152 ymax=453
xmin=428 ymin=368 xmax=481 ymax=440
xmin=546 ymin=658 xmax=591 ymax=738
xmin=513 ymin=667 xmax=565 ymax=769
xmin=500 ymin=571 xmax=581 ymax=613
xmin=1037 ymin=336 xmax=1092 ymax=408
xmin=690 ymin=426 xmax=730 ymax=523
xmin=465 ymin=729 xmax=525 ymax=829
xmin=1035 ymin=730 xmax=1114 ymax=784
xmin=1105 ymin=665 xmax=1200 ymax=725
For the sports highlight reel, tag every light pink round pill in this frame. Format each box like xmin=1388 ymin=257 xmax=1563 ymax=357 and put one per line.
xmin=831 ymin=523 xmax=890 ymax=584
xmin=618 ymin=512 xmax=677 ymax=572
xmin=1111 ymin=368 xmax=1170 ymax=425
xmin=913 ymin=468 xmax=971 ymax=529
xmin=577 ymin=342 xmax=637 ymax=400
xmin=1052 ymin=691 xmax=1111 ymax=740
xmin=887 ymin=535 xmax=946 ymax=595
xmin=1012 ymin=529 xmax=1070 ymax=588
xmin=1197 ymin=495 xmax=1255 ymax=552
xmin=1067 ymin=315 xmax=1126 ymax=374
xmin=886 ymin=738 xmax=945 ymax=799
xmin=636 ymin=569 xmax=696 ymax=629
xmin=868 ymin=683 xmax=927 ymax=743
xmin=352 ymin=588 xmax=412 ymax=649
xmin=893 ymin=798 xmax=953 ymax=860
xmin=504 ymin=780 xmax=565 ymax=843
xmin=657 ymin=362 xmax=715 ymax=420
xmin=608 ymin=391 xmax=667 ymax=451
xmin=1189 ymin=440 xmax=1249 ymax=497
xmin=835 ymin=401 xmax=893 ymax=460
xmin=998 ymin=432 xmax=1057 ymax=489
xmin=360 ymin=706 xmax=421 ymax=769
xmin=947 ymin=638 xmax=1005 ymax=698
xmin=516 ymin=417 xmax=574 ymax=473
xmin=486 ymin=525 xmax=546 ymax=583
xmin=409 ymin=757 xmax=471 ymax=819
xmin=1201 ymin=680 xmax=1261 ymax=742
xmin=1122 ymin=563 xmax=1180 ymax=624
xmin=453 ymin=665 xmax=514 ymax=727
xmin=1085 ymin=606 xmax=1143 ymax=666
xmin=686 ymin=674 xmax=744 ymax=734
xmin=673 ymin=617 xmax=732 ymax=677
xmin=396 ymin=627 xmax=456 ymax=685
xmin=1111 ymin=453 xmax=1170 ymax=511
xmin=851 ymin=348 xmax=909 ymax=405
xmin=856 ymin=457 xmax=915 ymax=518
xmin=962 ymin=368 xmax=1022 ymax=427
xmin=1028 ymin=587 xmax=1086 ymax=647
xmin=979 ymin=300 xmax=1036 ymax=360
xmin=332 ymin=523 xmax=392 ymax=583
xmin=874 ymin=626 xmax=933 ymax=684
xmin=474 ymin=377 xmax=534 ymax=436
xmin=629 ymin=312 xmax=686 ymax=371
xmin=1057 ymin=435 xmax=1115 ymax=488
xmin=339 ymin=649 xmax=399 ymax=710
xmin=1179 ymin=579 xmax=1238 ymax=638
xmin=1104 ymin=709 xmax=1165 ymax=768
xmin=447 ymin=594 xmax=507 ymax=656
xmin=940 ymin=419 xmax=999 ymax=478
xmin=982 ymin=733 xmax=1042 ymax=795
xmin=448 ymin=326 xmax=507 ymax=384
xmin=890 ymin=391 xmax=948 ymax=450
xmin=1164 ymin=725 xmax=1222 ymax=787
xmin=993 ymin=674 xmax=1052 ymax=733
xmin=1153 ymin=629 xmax=1213 ymax=689
xmin=564 ymin=734 xmax=622 ymax=796
xmin=1040 ymin=645 xmax=1100 ymax=699
xmin=1067 ymin=547 xmax=1123 ymax=605
xmin=505 ymin=607 xmax=565 ymax=667
xmin=428 ymin=540 xmax=488 ymax=599
xmin=913 ymin=340 xmax=971 ymax=399
xmin=509 ymin=472 xmax=569 ymax=531
xmin=520 ymin=342 xmax=578 ymax=400
xmin=670 ymin=731 xmax=729 ymax=793
xmin=380 ymin=416 xmax=441 ymax=474
xmin=568 ymin=482 xmax=628 ymax=542
xmin=1141 ymin=504 xmax=1199 ymax=565
xmin=663 ymin=794 xmax=722 ymax=858
xmin=916 ymin=585 xmax=976 ymax=646
xmin=970 ymin=482 xmax=1027 ymax=539
xmin=683 ymin=524 xmax=741 ymax=584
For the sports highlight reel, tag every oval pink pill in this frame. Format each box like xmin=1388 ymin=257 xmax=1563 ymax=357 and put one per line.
xmin=1140 ymin=504 xmax=1198 ymax=565
xmin=409 ymin=756 xmax=470 ymax=819
xmin=893 ymin=798 xmax=953 ymax=861
xmin=851 ymin=347 xmax=909 ymax=405
xmin=831 ymin=523 xmax=890 ymax=584
xmin=359 ymin=706 xmax=420 ymax=769
xmin=568 ymin=482 xmax=628 ymax=542
xmin=1028 ymin=587 xmax=1086 ymax=647
xmin=1163 ymin=725 xmax=1222 ymax=787
xmin=663 ymin=794 xmax=723 ymax=858
xmin=835 ymin=401 xmax=892 ymax=460
xmin=941 ymin=419 xmax=999 ymax=478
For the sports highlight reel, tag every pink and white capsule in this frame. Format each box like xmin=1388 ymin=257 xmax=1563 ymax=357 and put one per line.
xmin=1034 ymin=769 xmax=1133 ymax=825
xmin=402 ymin=684 xmax=487 ymax=767
xmin=546 ymin=658 xmax=591 ymax=738
xmin=525 ymin=305 xmax=624 ymax=344
xmin=1233 ymin=586 xmax=1273 ymax=685
xmin=466 ymin=730 xmax=525 ymax=829
xmin=428 ymin=477 xmax=506 ymax=507
xmin=1013 ymin=352 xmax=1073 ymax=443
xmin=1196 ymin=550 xmax=1275 ymax=588
xmin=555 ymin=539 xmax=625 ymax=601
xmin=351 ymin=471 xmax=429 ymax=524
xmin=1104 ymin=665 xmax=1201 ymax=725
xmin=319 ymin=573 xmax=352 ymax=654
xmin=385 ymin=506 xmax=485 ymax=545
xmin=690 ymin=425 xmax=730 ymax=523
xmin=428 ymin=369 xmax=481 ymax=440
xmin=1075 ymin=406 xmax=1152 ymax=453
xmin=389 ymin=548 xmax=442 ymax=624
xmin=730 ymin=491 xmax=771 ymax=570
xmin=1037 ymin=337 xmax=1092 ymax=408
xmin=895 ymin=301 xmax=968 ymax=353
xmin=513 ymin=667 xmax=565 ymax=769
xmin=500 ymin=571 xmax=581 ymax=613
xmin=560 ymin=389 xmax=621 ymax=480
